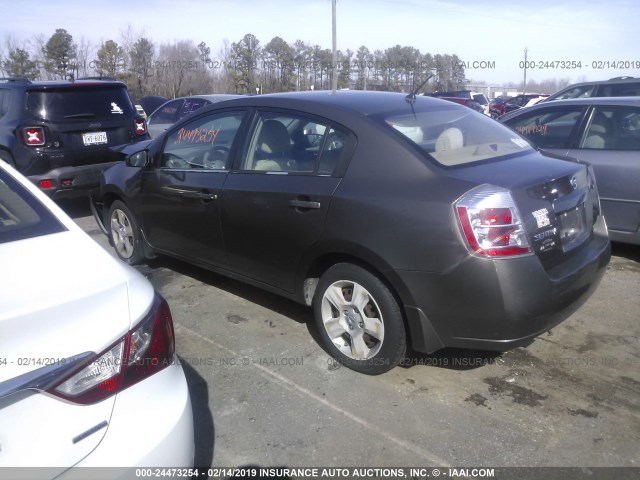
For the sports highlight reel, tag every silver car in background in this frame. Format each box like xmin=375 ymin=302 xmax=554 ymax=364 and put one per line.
xmin=501 ymin=96 xmax=640 ymax=245
xmin=147 ymin=94 xmax=240 ymax=138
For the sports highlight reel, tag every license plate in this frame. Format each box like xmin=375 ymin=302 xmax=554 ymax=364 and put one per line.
xmin=82 ymin=131 xmax=107 ymax=146
xmin=559 ymin=205 xmax=586 ymax=246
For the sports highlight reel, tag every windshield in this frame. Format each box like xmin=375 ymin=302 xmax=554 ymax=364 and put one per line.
xmin=381 ymin=104 xmax=534 ymax=166
xmin=26 ymin=86 xmax=135 ymax=121
xmin=0 ymin=168 xmax=66 ymax=243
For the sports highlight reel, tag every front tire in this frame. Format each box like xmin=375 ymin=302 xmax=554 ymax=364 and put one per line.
xmin=108 ymin=200 xmax=144 ymax=265
xmin=314 ymin=263 xmax=406 ymax=375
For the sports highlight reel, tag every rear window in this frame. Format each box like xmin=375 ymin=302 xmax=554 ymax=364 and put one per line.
xmin=0 ymin=168 xmax=66 ymax=243
xmin=26 ymin=86 xmax=135 ymax=121
xmin=381 ymin=104 xmax=534 ymax=166
xmin=179 ymin=98 xmax=210 ymax=118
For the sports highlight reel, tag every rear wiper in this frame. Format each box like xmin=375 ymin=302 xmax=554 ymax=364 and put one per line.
xmin=64 ymin=113 xmax=96 ymax=119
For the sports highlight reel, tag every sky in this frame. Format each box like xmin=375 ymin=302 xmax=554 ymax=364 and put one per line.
xmin=2 ymin=0 xmax=639 ymax=85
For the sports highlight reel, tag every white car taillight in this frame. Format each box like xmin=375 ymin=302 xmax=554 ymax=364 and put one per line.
xmin=51 ymin=294 xmax=175 ymax=404
xmin=455 ymin=184 xmax=531 ymax=257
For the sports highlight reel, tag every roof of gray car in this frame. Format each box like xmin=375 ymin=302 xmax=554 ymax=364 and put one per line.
xmin=211 ymin=90 xmax=459 ymax=117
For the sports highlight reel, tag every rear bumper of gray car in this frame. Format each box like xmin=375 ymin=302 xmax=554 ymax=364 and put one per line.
xmin=397 ymin=220 xmax=611 ymax=354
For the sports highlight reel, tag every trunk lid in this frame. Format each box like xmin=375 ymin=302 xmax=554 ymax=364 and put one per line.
xmin=448 ymin=152 xmax=601 ymax=267
xmin=0 ymin=229 xmax=153 ymax=469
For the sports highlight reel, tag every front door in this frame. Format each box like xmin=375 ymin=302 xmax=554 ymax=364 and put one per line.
xmin=140 ymin=109 xmax=247 ymax=265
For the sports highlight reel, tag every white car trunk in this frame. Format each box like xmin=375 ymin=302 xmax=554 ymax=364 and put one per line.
xmin=0 ymin=229 xmax=152 ymax=469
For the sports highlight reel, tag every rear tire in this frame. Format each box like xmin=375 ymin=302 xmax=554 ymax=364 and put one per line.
xmin=313 ymin=263 xmax=406 ymax=375
xmin=108 ymin=200 xmax=144 ymax=265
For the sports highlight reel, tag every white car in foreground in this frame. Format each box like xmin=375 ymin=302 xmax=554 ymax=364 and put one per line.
xmin=0 ymin=160 xmax=194 ymax=475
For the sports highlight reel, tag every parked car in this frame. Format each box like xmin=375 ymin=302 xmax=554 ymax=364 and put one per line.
xmin=147 ymin=94 xmax=240 ymax=138
xmin=490 ymin=94 xmax=549 ymax=118
xmin=500 ymin=96 xmax=640 ymax=245
xmin=0 ymin=77 xmax=149 ymax=198
xmin=0 ymin=160 xmax=194 ymax=471
xmin=427 ymin=90 xmax=490 ymax=115
xmin=135 ymin=104 xmax=147 ymax=119
xmin=92 ymin=91 xmax=610 ymax=374
xmin=438 ymin=96 xmax=485 ymax=114
xmin=542 ymin=76 xmax=640 ymax=102
xmin=139 ymin=95 xmax=168 ymax=117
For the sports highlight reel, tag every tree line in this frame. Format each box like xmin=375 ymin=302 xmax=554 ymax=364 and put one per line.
xmin=0 ymin=29 xmax=469 ymax=101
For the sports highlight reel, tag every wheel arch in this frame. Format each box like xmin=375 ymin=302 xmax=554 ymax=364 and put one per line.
xmin=299 ymin=245 xmax=419 ymax=352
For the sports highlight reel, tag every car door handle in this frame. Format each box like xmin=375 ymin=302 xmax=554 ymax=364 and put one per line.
xmin=289 ymin=199 xmax=321 ymax=209
xmin=162 ymin=186 xmax=217 ymax=200
xmin=186 ymin=191 xmax=217 ymax=200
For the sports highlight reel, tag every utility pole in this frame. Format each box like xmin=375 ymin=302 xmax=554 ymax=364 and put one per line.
xmin=523 ymin=47 xmax=528 ymax=94
xmin=332 ymin=0 xmax=337 ymax=93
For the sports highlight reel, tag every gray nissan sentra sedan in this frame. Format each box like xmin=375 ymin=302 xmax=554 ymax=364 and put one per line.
xmin=93 ymin=91 xmax=611 ymax=374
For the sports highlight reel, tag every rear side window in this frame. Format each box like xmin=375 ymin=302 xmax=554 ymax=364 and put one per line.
xmin=504 ymin=107 xmax=585 ymax=149
xmin=241 ymin=111 xmax=354 ymax=175
xmin=0 ymin=169 xmax=66 ymax=243
xmin=0 ymin=89 xmax=10 ymax=118
xmin=26 ymin=86 xmax=134 ymax=121
xmin=601 ymin=82 xmax=640 ymax=97
xmin=383 ymin=104 xmax=534 ymax=166
xmin=580 ymin=107 xmax=640 ymax=150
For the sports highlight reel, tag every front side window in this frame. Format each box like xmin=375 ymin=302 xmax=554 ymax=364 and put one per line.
xmin=503 ymin=107 xmax=585 ymax=149
xmin=0 ymin=169 xmax=66 ymax=244
xmin=161 ymin=111 xmax=245 ymax=170
xmin=382 ymin=104 xmax=534 ymax=166
xmin=241 ymin=111 xmax=352 ymax=175
xmin=580 ymin=107 xmax=640 ymax=150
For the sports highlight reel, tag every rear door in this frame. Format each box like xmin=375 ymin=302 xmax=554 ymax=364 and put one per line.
xmin=567 ymin=105 xmax=640 ymax=234
xmin=220 ymin=109 xmax=355 ymax=293
xmin=139 ymin=109 xmax=247 ymax=265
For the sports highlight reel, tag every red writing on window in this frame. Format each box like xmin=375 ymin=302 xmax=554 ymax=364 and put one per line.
xmin=175 ymin=127 xmax=220 ymax=145
xmin=515 ymin=124 xmax=548 ymax=136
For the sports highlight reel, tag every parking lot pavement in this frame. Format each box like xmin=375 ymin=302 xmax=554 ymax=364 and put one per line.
xmin=69 ymin=202 xmax=639 ymax=468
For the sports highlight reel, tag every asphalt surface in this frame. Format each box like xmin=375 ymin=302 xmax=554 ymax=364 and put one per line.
xmin=63 ymin=198 xmax=640 ymax=470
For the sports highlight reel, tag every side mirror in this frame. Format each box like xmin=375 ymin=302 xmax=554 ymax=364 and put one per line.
xmin=126 ymin=150 xmax=150 ymax=168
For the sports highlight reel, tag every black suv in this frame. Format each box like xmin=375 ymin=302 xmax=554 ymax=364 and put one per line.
xmin=0 ymin=77 xmax=149 ymax=198
xmin=543 ymin=76 xmax=640 ymax=102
